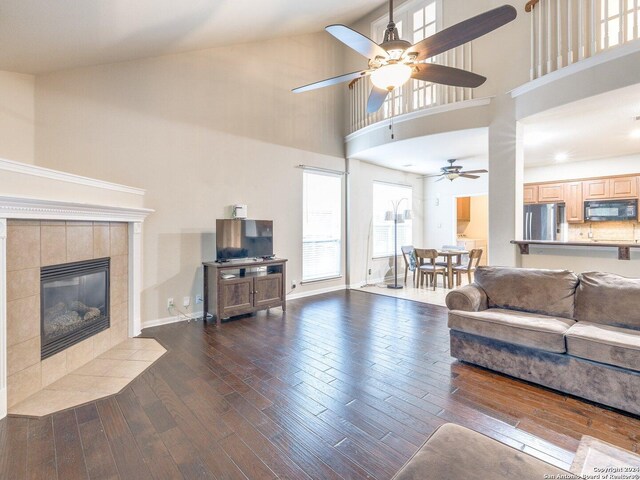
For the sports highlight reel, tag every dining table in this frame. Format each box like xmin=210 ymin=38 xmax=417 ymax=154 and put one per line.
xmin=437 ymin=249 xmax=469 ymax=289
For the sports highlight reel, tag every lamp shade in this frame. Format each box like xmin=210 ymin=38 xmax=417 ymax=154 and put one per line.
xmin=384 ymin=211 xmax=394 ymax=221
xmin=371 ymin=64 xmax=412 ymax=91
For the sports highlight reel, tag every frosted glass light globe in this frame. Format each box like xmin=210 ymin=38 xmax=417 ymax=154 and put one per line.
xmin=371 ymin=64 xmax=412 ymax=90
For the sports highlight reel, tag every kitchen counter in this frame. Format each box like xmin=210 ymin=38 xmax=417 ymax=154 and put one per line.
xmin=511 ymin=240 xmax=640 ymax=260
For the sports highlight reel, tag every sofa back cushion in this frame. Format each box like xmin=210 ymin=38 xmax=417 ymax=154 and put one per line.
xmin=575 ymin=272 xmax=640 ymax=330
xmin=474 ymin=266 xmax=578 ymax=319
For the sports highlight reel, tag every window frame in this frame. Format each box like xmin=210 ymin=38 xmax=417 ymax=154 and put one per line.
xmin=301 ymin=170 xmax=344 ymax=283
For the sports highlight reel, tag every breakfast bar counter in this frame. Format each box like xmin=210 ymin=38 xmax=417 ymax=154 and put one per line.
xmin=511 ymin=240 xmax=640 ymax=260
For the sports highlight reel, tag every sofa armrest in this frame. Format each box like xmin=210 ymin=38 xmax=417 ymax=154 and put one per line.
xmin=445 ymin=284 xmax=488 ymax=312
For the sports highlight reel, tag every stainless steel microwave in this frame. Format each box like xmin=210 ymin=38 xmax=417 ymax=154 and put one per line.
xmin=584 ymin=199 xmax=638 ymax=221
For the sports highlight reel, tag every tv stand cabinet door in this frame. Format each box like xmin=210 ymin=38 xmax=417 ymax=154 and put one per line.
xmin=219 ymin=277 xmax=254 ymax=318
xmin=253 ymin=274 xmax=283 ymax=309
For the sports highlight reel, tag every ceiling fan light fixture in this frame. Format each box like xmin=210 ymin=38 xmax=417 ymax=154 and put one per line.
xmin=371 ymin=63 xmax=412 ymax=90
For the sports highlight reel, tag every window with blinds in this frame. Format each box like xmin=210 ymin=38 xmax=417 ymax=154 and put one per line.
xmin=372 ymin=182 xmax=413 ymax=258
xmin=302 ymin=171 xmax=342 ymax=282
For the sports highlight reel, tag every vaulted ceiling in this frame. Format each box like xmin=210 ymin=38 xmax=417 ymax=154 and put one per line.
xmin=0 ymin=0 xmax=385 ymax=74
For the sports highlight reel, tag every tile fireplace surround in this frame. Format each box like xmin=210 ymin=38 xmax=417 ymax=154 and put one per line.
xmin=7 ymin=220 xmax=129 ymax=409
xmin=0 ymin=158 xmax=153 ymax=419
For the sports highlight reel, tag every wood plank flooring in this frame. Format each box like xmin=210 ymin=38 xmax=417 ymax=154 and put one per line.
xmin=1 ymin=290 xmax=639 ymax=479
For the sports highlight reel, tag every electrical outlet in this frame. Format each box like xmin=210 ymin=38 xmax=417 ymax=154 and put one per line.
xmin=167 ymin=297 xmax=174 ymax=309
xmin=195 ymin=294 xmax=203 ymax=304
xmin=291 ymin=280 xmax=296 ymax=290
xmin=368 ymin=268 xmax=372 ymax=275
xmin=183 ymin=296 xmax=190 ymax=307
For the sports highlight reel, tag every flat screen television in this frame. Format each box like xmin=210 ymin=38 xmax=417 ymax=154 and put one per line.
xmin=216 ymin=219 xmax=274 ymax=261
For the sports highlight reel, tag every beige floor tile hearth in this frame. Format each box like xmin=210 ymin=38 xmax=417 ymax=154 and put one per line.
xmin=8 ymin=338 xmax=166 ymax=417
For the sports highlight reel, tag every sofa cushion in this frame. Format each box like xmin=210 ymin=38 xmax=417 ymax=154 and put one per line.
xmin=392 ymin=423 xmax=576 ymax=480
xmin=448 ymin=308 xmax=575 ymax=353
xmin=474 ymin=267 xmax=578 ymax=319
xmin=575 ymin=272 xmax=640 ymax=330
xmin=566 ymin=322 xmax=640 ymax=372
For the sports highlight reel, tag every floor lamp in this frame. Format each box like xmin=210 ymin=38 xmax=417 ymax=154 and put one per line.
xmin=385 ymin=198 xmax=411 ymax=289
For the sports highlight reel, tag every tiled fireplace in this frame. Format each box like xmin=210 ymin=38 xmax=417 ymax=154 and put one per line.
xmin=0 ymin=157 xmax=153 ymax=419
xmin=6 ymin=220 xmax=129 ymax=408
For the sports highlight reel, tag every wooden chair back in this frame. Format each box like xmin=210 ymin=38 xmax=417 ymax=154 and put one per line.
xmin=465 ymin=249 xmax=483 ymax=270
xmin=415 ymin=248 xmax=439 ymax=266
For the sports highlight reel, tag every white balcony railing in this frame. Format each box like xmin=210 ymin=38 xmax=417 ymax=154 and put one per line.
xmin=527 ymin=0 xmax=640 ymax=80
xmin=348 ymin=44 xmax=474 ymax=134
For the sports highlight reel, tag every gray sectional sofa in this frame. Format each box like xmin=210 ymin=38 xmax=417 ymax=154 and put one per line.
xmin=446 ymin=266 xmax=640 ymax=416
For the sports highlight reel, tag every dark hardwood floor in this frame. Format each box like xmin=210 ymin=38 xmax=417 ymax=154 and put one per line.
xmin=1 ymin=290 xmax=639 ymax=479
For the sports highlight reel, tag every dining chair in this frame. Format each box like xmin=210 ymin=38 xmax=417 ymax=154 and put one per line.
xmin=415 ymin=248 xmax=448 ymax=290
xmin=400 ymin=245 xmax=418 ymax=287
xmin=452 ymin=249 xmax=483 ymax=286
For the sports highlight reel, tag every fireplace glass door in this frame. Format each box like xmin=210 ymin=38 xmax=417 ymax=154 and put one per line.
xmin=41 ymin=258 xmax=110 ymax=359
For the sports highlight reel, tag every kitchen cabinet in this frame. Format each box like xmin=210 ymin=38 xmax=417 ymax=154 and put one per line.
xmin=610 ymin=176 xmax=638 ymax=198
xmin=564 ymin=182 xmax=584 ymax=223
xmin=523 ymin=185 xmax=538 ymax=204
xmin=583 ymin=179 xmax=610 ymax=200
xmin=457 ymin=197 xmax=471 ymax=221
xmin=537 ymin=183 xmax=565 ymax=203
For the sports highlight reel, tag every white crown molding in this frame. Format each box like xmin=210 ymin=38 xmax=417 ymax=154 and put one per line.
xmin=0 ymin=158 xmax=146 ymax=196
xmin=0 ymin=195 xmax=154 ymax=222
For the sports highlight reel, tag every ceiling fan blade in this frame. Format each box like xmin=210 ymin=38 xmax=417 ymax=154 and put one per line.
xmin=406 ymin=5 xmax=517 ymax=62
xmin=326 ymin=25 xmax=389 ymax=60
xmin=435 ymin=177 xmax=445 ymax=182
xmin=292 ymin=70 xmax=370 ymax=93
xmin=412 ymin=63 xmax=486 ymax=88
xmin=461 ymin=169 xmax=489 ymax=174
xmin=459 ymin=174 xmax=481 ymax=179
xmin=367 ymin=86 xmax=389 ymax=114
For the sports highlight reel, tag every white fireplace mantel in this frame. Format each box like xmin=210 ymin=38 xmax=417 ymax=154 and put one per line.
xmin=0 ymin=167 xmax=153 ymax=420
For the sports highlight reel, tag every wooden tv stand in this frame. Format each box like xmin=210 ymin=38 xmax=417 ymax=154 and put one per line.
xmin=202 ymin=258 xmax=287 ymax=325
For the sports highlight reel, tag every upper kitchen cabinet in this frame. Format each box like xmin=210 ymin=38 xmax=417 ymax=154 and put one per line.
xmin=610 ymin=176 xmax=638 ymax=198
xmin=537 ymin=183 xmax=565 ymax=203
xmin=457 ymin=197 xmax=471 ymax=221
xmin=564 ymin=182 xmax=584 ymax=223
xmin=523 ymin=185 xmax=538 ymax=204
xmin=583 ymin=178 xmax=610 ymax=199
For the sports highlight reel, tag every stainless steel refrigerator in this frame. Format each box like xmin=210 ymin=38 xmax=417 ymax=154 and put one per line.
xmin=523 ymin=203 xmax=565 ymax=241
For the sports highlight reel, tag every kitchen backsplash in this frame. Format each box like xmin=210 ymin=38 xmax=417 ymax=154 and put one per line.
xmin=568 ymin=221 xmax=640 ymax=243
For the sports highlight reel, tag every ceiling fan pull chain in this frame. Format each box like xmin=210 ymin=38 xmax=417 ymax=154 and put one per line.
xmin=389 ymin=90 xmax=395 ymax=140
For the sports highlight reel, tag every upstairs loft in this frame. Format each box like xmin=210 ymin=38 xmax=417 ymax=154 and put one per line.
xmin=347 ymin=0 xmax=640 ymax=136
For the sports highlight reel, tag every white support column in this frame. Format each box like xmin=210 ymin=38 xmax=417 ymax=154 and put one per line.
xmin=129 ymin=222 xmax=143 ymax=337
xmin=0 ymin=219 xmax=7 ymax=419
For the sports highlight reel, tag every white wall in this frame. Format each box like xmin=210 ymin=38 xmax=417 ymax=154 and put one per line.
xmin=34 ymin=33 xmax=349 ymax=323
xmin=424 ymin=174 xmax=488 ymax=248
xmin=348 ymin=159 xmax=424 ymax=286
xmin=0 ymin=71 xmax=35 ymax=164
xmin=525 ymin=154 xmax=640 ymax=183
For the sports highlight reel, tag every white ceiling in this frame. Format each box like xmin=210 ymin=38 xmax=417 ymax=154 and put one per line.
xmin=0 ymin=0 xmax=386 ymax=74
xmin=522 ymin=82 xmax=640 ymax=166
xmin=353 ymin=128 xmax=490 ymax=176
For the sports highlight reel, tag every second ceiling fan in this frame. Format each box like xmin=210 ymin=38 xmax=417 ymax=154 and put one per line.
xmin=293 ymin=1 xmax=517 ymax=114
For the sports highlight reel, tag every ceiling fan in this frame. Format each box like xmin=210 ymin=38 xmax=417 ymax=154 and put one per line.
xmin=431 ymin=159 xmax=488 ymax=181
xmin=292 ymin=1 xmax=517 ymax=114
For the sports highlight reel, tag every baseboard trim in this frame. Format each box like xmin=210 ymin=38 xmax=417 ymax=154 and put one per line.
xmin=142 ymin=312 xmax=202 ymax=329
xmin=287 ymin=284 xmax=346 ymax=300
xmin=0 ymin=386 xmax=7 ymax=420
xmin=144 ymin=285 xmax=353 ymax=328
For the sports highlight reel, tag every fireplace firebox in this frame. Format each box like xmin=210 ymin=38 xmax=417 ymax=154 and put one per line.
xmin=41 ymin=258 xmax=110 ymax=359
